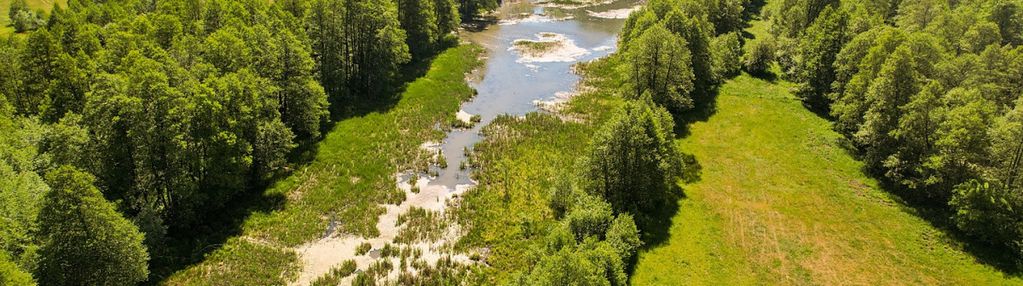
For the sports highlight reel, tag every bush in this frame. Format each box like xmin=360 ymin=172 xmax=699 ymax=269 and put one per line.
xmin=564 ymin=195 xmax=614 ymax=241
xmin=548 ymin=179 xmax=578 ymax=219
xmin=11 ymin=9 xmax=44 ymax=33
xmin=605 ymin=214 xmax=642 ymax=261
xmin=355 ymin=242 xmax=372 ymax=255
xmin=1 ymin=254 xmax=34 ymax=286
xmin=743 ymin=37 xmax=776 ymax=75
xmin=950 ymin=180 xmax=1023 ymax=257
xmin=711 ymin=32 xmax=744 ymax=78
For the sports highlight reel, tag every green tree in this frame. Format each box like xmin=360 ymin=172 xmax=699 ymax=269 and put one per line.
xmin=743 ymin=36 xmax=775 ymax=75
xmin=886 ymin=81 xmax=945 ymax=190
xmin=17 ymin=28 xmax=60 ymax=115
xmin=458 ymin=0 xmax=497 ymax=21
xmin=397 ymin=0 xmax=438 ymax=58
xmin=36 ymin=166 xmax=149 ymax=286
xmin=307 ymin=0 xmax=410 ymax=106
xmin=855 ymin=46 xmax=921 ymax=171
xmin=604 ymin=214 xmax=642 ymax=261
xmin=928 ymin=88 xmax=996 ymax=195
xmin=830 ymin=27 xmax=906 ymax=135
xmin=662 ymin=9 xmax=716 ymax=97
xmin=582 ymin=101 xmax=685 ymax=214
xmin=989 ymin=0 xmax=1022 ymax=45
xmin=626 ymin=24 xmax=695 ymax=112
xmin=711 ymin=32 xmax=743 ymax=79
xmin=796 ymin=5 xmax=848 ymax=110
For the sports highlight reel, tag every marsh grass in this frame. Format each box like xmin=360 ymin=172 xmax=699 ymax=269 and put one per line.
xmin=164 ymin=44 xmax=484 ymax=285
xmin=511 ymin=39 xmax=563 ymax=56
xmin=451 ymin=58 xmax=627 ymax=284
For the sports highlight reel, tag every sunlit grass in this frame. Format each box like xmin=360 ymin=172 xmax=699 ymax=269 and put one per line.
xmin=630 ymin=73 xmax=1023 ymax=285
xmin=164 ymin=44 xmax=484 ymax=285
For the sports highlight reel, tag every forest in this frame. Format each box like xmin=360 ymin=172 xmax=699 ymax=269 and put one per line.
xmin=1 ymin=0 xmax=1022 ymax=284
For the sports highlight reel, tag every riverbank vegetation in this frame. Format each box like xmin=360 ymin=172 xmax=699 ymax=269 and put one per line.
xmin=457 ymin=0 xmax=1023 ymax=284
xmin=0 ymin=0 xmax=494 ymax=283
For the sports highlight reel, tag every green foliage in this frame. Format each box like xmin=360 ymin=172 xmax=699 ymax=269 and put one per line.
xmin=582 ymin=101 xmax=684 ymax=214
xmin=0 ymin=253 xmax=35 ymax=286
xmin=36 ymin=166 xmax=149 ymax=286
xmin=625 ymin=24 xmax=695 ymax=112
xmin=564 ymin=195 xmax=613 ymax=241
xmin=711 ymin=32 xmax=744 ymax=79
xmin=767 ymin=0 xmax=839 ymax=37
xmin=604 ymin=213 xmax=641 ymax=261
xmin=796 ymin=5 xmax=848 ymax=109
xmin=307 ymin=0 xmax=411 ymax=106
xmin=458 ymin=0 xmax=498 ymax=20
xmin=951 ymin=181 xmax=1023 ymax=257
xmin=743 ymin=36 xmax=775 ymax=75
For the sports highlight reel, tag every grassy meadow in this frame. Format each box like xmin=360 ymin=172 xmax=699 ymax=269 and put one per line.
xmin=629 ymin=73 xmax=1023 ymax=285
xmin=163 ymin=44 xmax=484 ymax=285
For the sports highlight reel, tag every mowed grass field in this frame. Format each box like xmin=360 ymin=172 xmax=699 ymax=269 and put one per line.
xmin=629 ymin=73 xmax=1023 ymax=285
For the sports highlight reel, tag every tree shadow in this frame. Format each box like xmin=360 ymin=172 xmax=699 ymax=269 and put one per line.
xmin=148 ymin=185 xmax=287 ymax=284
xmin=746 ymin=69 xmax=778 ymax=82
xmin=673 ymin=86 xmax=721 ymax=138
xmin=873 ymin=178 xmax=1023 ymax=276
xmin=147 ymin=44 xmax=460 ymax=284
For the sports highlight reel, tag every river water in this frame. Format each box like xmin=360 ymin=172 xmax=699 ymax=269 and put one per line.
xmin=430 ymin=0 xmax=634 ymax=188
xmin=292 ymin=3 xmax=634 ymax=284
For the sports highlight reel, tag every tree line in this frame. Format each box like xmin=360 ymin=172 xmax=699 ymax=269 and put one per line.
xmin=765 ymin=0 xmax=1023 ymax=261
xmin=507 ymin=0 xmax=752 ymax=283
xmin=0 ymin=0 xmax=497 ymax=284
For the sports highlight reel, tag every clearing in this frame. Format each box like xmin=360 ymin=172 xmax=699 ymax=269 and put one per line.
xmin=629 ymin=73 xmax=1023 ymax=285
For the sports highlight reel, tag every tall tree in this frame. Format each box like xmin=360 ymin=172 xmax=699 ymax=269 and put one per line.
xmin=796 ymin=5 xmax=848 ymax=111
xmin=855 ymin=45 xmax=921 ymax=170
xmin=36 ymin=166 xmax=149 ymax=286
xmin=626 ymin=24 xmax=695 ymax=113
xmin=582 ymin=101 xmax=685 ymax=214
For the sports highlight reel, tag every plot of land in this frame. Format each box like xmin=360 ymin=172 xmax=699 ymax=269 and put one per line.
xmin=630 ymin=74 xmax=1023 ymax=285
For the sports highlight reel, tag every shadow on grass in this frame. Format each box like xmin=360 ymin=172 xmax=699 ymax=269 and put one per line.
xmin=875 ymin=178 xmax=1023 ymax=277
xmin=673 ymin=86 xmax=721 ymax=137
xmin=148 ymin=187 xmax=287 ymax=284
xmin=147 ymin=43 xmax=459 ymax=284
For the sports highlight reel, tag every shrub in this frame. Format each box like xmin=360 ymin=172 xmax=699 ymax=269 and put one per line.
xmin=565 ymin=195 xmax=614 ymax=241
xmin=950 ymin=180 xmax=1023 ymax=257
xmin=605 ymin=214 xmax=642 ymax=261
xmin=711 ymin=32 xmax=744 ymax=78
xmin=548 ymin=179 xmax=578 ymax=219
xmin=355 ymin=242 xmax=372 ymax=255
xmin=744 ymin=37 xmax=776 ymax=75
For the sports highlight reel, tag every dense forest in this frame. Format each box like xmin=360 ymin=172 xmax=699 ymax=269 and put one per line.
xmin=0 ymin=0 xmax=495 ymax=283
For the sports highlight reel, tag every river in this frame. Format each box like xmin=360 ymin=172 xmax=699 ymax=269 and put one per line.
xmin=292 ymin=2 xmax=633 ymax=284
xmin=431 ymin=0 xmax=635 ymax=188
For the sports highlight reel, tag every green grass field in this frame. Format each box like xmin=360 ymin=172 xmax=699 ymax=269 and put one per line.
xmin=630 ymin=16 xmax=1022 ymax=284
xmin=163 ymin=44 xmax=484 ymax=285
xmin=629 ymin=73 xmax=1023 ymax=285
